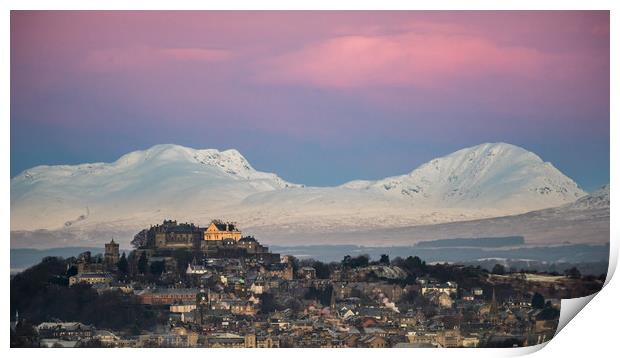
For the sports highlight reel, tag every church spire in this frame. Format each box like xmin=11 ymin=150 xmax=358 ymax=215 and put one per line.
xmin=490 ymin=287 xmax=498 ymax=321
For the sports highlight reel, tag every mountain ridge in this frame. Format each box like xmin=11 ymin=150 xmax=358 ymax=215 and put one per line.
xmin=13 ymin=144 xmax=301 ymax=189
xmin=340 ymin=142 xmax=585 ymax=209
xmin=11 ymin=142 xmax=589 ymax=241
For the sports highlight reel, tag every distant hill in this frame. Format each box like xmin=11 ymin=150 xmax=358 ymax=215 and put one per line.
xmin=414 ymin=236 xmax=525 ymax=248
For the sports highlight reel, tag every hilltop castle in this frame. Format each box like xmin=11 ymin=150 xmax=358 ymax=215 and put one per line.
xmin=138 ymin=219 xmax=277 ymax=262
xmin=148 ymin=219 xmax=242 ymax=249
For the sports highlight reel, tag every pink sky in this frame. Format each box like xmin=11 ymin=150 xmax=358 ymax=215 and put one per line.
xmin=11 ymin=11 xmax=610 ymax=190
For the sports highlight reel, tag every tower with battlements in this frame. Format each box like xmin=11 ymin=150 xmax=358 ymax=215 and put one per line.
xmin=104 ymin=239 xmax=120 ymax=269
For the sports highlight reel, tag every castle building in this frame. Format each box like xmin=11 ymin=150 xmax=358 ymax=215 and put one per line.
xmin=76 ymin=251 xmax=104 ymax=274
xmin=104 ymin=239 xmax=120 ymax=268
xmin=237 ymin=236 xmax=268 ymax=254
xmin=137 ymin=219 xmax=279 ymax=263
xmin=204 ymin=220 xmax=241 ymax=241
xmin=153 ymin=220 xmax=204 ymax=249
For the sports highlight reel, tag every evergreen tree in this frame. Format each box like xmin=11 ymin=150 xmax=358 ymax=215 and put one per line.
xmin=137 ymin=252 xmax=148 ymax=274
xmin=117 ymin=253 xmax=129 ymax=274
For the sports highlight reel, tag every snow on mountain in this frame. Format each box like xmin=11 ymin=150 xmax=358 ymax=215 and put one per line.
xmin=567 ymin=184 xmax=609 ymax=210
xmin=236 ymin=143 xmax=586 ymax=231
xmin=250 ymin=184 xmax=610 ymax=247
xmin=340 ymin=142 xmax=585 ymax=211
xmin=11 ymin=142 xmax=589 ymax=247
xmin=10 ymin=144 xmax=300 ymax=231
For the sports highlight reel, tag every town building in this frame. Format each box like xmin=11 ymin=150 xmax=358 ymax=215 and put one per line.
xmin=301 ymin=267 xmax=317 ymax=280
xmin=36 ymin=322 xmax=94 ymax=340
xmin=421 ymin=281 xmax=458 ymax=296
xmin=136 ymin=288 xmax=200 ymax=305
xmin=69 ymin=272 xmax=113 ymax=286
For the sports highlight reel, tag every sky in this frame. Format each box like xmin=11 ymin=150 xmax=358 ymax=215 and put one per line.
xmin=10 ymin=11 xmax=610 ymax=191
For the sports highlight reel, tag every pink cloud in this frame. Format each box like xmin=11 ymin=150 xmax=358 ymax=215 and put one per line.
xmin=259 ymin=31 xmax=554 ymax=89
xmin=81 ymin=46 xmax=232 ymax=73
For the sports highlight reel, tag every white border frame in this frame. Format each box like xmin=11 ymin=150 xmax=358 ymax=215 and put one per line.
xmin=2 ymin=2 xmax=616 ymax=357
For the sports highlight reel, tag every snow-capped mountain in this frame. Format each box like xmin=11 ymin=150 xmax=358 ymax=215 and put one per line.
xmin=10 ymin=144 xmax=300 ymax=231
xmin=10 ymin=142 xmax=589 ymax=248
xmin=340 ymin=143 xmax=585 ymax=211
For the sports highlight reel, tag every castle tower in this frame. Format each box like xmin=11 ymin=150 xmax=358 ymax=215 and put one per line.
xmin=104 ymin=239 xmax=120 ymax=268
